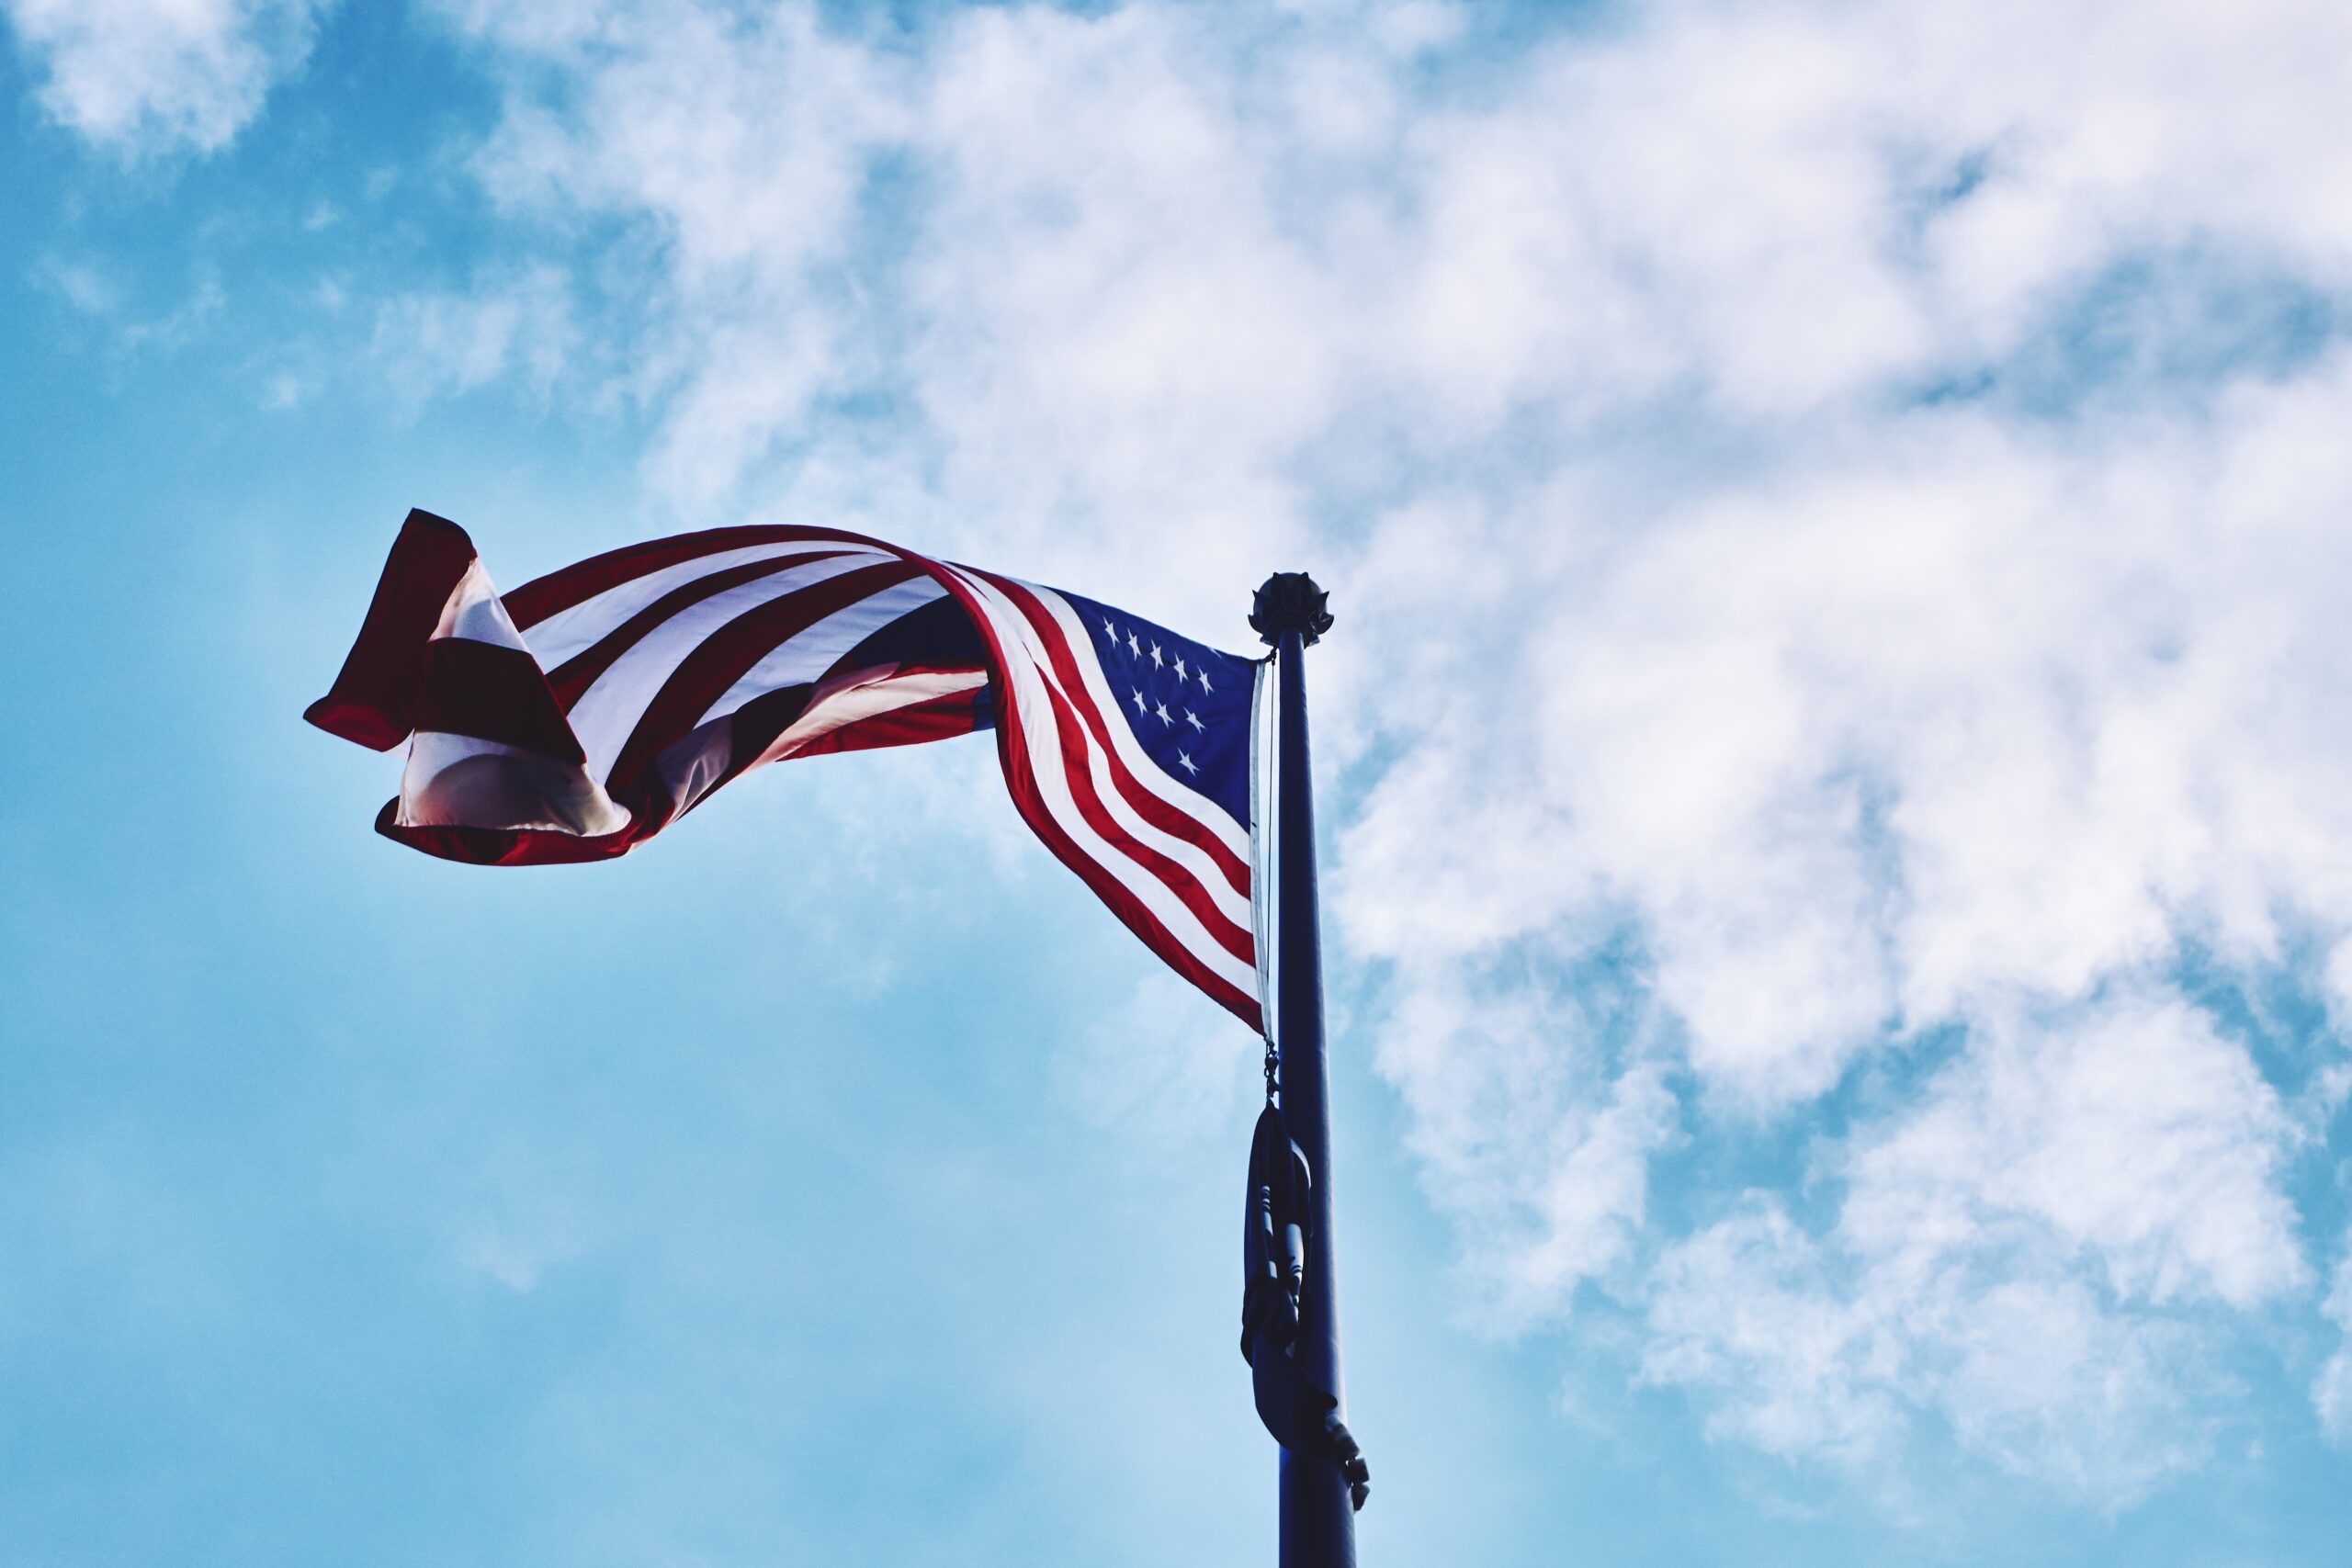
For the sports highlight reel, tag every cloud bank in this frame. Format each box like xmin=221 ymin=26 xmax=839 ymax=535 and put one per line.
xmin=4 ymin=0 xmax=323 ymax=155
xmin=43 ymin=0 xmax=2352 ymax=1506
xmin=402 ymin=0 xmax=2352 ymax=1498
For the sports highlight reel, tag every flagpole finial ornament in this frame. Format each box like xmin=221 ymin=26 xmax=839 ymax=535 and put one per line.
xmin=1250 ymin=573 xmax=1333 ymax=648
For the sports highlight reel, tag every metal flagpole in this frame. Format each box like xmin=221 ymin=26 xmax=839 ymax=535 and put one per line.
xmin=1252 ymin=573 xmax=1355 ymax=1568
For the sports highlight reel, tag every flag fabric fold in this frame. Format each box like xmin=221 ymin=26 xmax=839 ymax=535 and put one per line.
xmin=307 ymin=509 xmax=1263 ymax=1026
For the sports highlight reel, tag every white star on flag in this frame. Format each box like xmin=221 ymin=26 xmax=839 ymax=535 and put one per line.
xmin=1177 ymin=751 xmax=1198 ymax=775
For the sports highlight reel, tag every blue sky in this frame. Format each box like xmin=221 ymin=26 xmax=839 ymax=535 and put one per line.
xmin=5 ymin=1 xmax=2352 ymax=1563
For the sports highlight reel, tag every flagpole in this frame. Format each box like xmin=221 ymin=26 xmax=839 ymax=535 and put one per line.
xmin=1253 ymin=574 xmax=1355 ymax=1568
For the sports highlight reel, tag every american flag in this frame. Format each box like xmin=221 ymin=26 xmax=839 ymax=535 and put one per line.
xmin=307 ymin=510 xmax=1265 ymax=1026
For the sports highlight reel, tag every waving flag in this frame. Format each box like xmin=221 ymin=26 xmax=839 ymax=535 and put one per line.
xmin=307 ymin=510 xmax=1265 ymax=1026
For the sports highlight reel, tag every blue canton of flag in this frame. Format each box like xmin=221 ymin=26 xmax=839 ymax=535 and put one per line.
xmin=1063 ymin=591 xmax=1257 ymax=839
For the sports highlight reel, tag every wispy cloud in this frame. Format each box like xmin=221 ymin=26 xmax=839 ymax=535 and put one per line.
xmin=36 ymin=0 xmax=2352 ymax=1511
xmin=369 ymin=263 xmax=576 ymax=406
xmin=2319 ymin=1241 xmax=2352 ymax=1442
xmin=4 ymin=0 xmax=325 ymax=157
xmin=362 ymin=0 xmax=2352 ymax=1503
xmin=1645 ymin=989 xmax=2301 ymax=1495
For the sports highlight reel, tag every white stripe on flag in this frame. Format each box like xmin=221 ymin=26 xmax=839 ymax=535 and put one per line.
xmin=752 ymin=667 xmax=989 ymax=767
xmin=430 ymin=559 xmax=532 ymax=651
xmin=1017 ymin=582 xmax=1251 ymax=861
xmin=565 ymin=552 xmax=890 ymax=782
xmin=969 ymin=576 xmax=1250 ymax=923
xmin=695 ymin=576 xmax=949 ymax=728
xmin=396 ymin=732 xmax=631 ymax=835
xmin=944 ymin=567 xmax=1256 ymax=997
xmin=521 ymin=541 xmax=891 ymax=666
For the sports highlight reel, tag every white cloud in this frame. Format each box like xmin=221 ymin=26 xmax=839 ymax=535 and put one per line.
xmin=1355 ymin=369 xmax=2352 ymax=1100
xmin=4 ymin=0 xmax=323 ymax=155
xmin=1648 ymin=1200 xmax=2222 ymax=1501
xmin=2319 ymin=1241 xmax=2352 ymax=1442
xmin=365 ymin=0 xmax=2352 ymax=1504
xmin=1643 ymin=1201 xmax=1906 ymax=1468
xmin=369 ymin=264 xmax=576 ymax=405
xmin=1645 ymin=991 xmax=2290 ymax=1496
xmin=432 ymin=0 xmax=906 ymax=502
xmin=32 ymin=252 xmax=120 ymax=313
xmin=1055 ymin=972 xmax=1257 ymax=1153
xmin=1845 ymin=994 xmax=2304 ymax=1312
xmin=1374 ymin=952 xmax=1679 ymax=1329
xmin=456 ymin=1216 xmax=579 ymax=1293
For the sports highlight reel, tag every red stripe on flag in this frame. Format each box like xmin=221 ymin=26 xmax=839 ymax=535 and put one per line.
xmin=603 ymin=559 xmax=930 ymax=789
xmin=927 ymin=569 xmax=1261 ymax=1028
xmin=372 ymin=796 xmax=640 ymax=866
xmin=1001 ymin=716 xmax=1263 ymax=1024
xmin=544 ymin=548 xmax=859 ymax=710
xmin=503 ymin=525 xmax=874 ymax=631
xmin=786 ymin=683 xmax=991 ymax=760
xmin=989 ymin=576 xmax=1251 ymax=895
xmin=303 ymin=509 xmax=478 ymax=750
xmin=413 ymin=637 xmax=587 ymax=763
xmin=1017 ymin=652 xmax=1255 ymax=968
